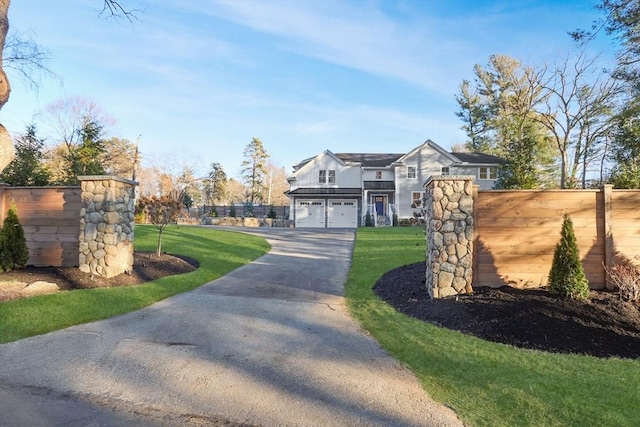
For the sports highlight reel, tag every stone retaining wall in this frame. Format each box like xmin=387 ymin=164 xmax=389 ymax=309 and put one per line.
xmin=424 ymin=176 xmax=475 ymax=299
xmin=79 ymin=176 xmax=137 ymax=278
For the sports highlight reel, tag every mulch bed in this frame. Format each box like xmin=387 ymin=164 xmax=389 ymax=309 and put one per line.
xmin=0 ymin=251 xmax=198 ymax=295
xmin=374 ymin=262 xmax=640 ymax=359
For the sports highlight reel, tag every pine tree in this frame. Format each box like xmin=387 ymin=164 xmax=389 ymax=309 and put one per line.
xmin=0 ymin=204 xmax=29 ymax=271
xmin=548 ymin=215 xmax=590 ymax=299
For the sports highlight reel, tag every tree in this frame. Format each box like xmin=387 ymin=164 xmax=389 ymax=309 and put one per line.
xmin=455 ymin=79 xmax=492 ymax=153
xmin=204 ymin=162 xmax=227 ymax=206
xmin=102 ymin=137 xmax=137 ymax=178
xmin=135 ymin=191 xmax=184 ymax=257
xmin=608 ymin=100 xmax=640 ymax=187
xmin=548 ymin=215 xmax=590 ymax=299
xmin=456 ymin=55 xmax=556 ymax=188
xmin=61 ymin=118 xmax=107 ymax=184
xmin=0 ymin=203 xmax=29 ymax=271
xmin=240 ymin=137 xmax=269 ymax=204
xmin=43 ymin=97 xmax=114 ymax=184
xmin=264 ymin=161 xmax=290 ymax=206
xmin=536 ymin=51 xmax=621 ymax=188
xmin=0 ymin=123 xmax=50 ymax=186
xmin=0 ymin=1 xmax=134 ymax=172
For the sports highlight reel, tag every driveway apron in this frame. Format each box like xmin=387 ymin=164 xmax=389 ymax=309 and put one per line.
xmin=0 ymin=227 xmax=462 ymax=427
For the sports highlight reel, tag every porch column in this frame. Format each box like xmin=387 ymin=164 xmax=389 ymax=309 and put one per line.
xmin=424 ymin=176 xmax=475 ymax=299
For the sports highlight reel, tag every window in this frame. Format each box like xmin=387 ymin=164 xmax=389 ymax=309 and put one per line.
xmin=441 ymin=166 xmax=450 ymax=176
xmin=375 ymin=171 xmax=382 ymax=180
xmin=407 ymin=166 xmax=417 ymax=179
xmin=479 ymin=167 xmax=497 ymax=180
xmin=319 ymin=170 xmax=326 ymax=183
xmin=328 ymin=170 xmax=335 ymax=183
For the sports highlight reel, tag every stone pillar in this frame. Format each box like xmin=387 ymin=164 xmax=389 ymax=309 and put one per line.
xmin=78 ymin=176 xmax=137 ymax=278
xmin=424 ymin=176 xmax=475 ymax=299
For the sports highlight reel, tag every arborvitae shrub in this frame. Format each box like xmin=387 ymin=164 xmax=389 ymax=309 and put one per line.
xmin=548 ymin=215 xmax=590 ymax=299
xmin=0 ymin=205 xmax=29 ymax=271
xmin=229 ymin=204 xmax=237 ymax=218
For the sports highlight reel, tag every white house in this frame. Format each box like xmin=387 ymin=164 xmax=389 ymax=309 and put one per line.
xmin=286 ymin=139 xmax=503 ymax=228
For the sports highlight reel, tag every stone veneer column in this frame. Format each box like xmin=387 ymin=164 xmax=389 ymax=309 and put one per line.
xmin=78 ymin=176 xmax=137 ymax=278
xmin=424 ymin=176 xmax=475 ymax=299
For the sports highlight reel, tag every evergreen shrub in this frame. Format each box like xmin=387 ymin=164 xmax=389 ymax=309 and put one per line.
xmin=548 ymin=215 xmax=590 ymax=299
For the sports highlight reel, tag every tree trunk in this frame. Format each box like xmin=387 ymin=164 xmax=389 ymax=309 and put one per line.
xmin=0 ymin=0 xmax=11 ymax=112
xmin=0 ymin=0 xmax=15 ymax=172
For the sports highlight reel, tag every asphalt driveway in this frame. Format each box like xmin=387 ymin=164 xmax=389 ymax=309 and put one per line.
xmin=0 ymin=227 xmax=462 ymax=426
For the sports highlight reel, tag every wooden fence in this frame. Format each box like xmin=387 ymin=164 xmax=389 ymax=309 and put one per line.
xmin=0 ymin=185 xmax=81 ymax=267
xmin=473 ymin=185 xmax=640 ymax=290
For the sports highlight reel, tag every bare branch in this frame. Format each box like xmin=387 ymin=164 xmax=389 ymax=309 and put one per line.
xmin=100 ymin=0 xmax=140 ymax=23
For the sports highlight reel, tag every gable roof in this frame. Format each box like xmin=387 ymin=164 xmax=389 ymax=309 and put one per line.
xmin=290 ymin=140 xmax=504 ymax=172
xmin=396 ymin=139 xmax=460 ymax=164
xmin=452 ymin=152 xmax=505 ymax=164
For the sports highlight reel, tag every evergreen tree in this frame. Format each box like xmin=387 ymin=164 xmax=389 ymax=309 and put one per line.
xmin=0 ymin=204 xmax=29 ymax=271
xmin=240 ymin=137 xmax=269 ymax=204
xmin=63 ymin=118 xmax=106 ymax=184
xmin=0 ymin=123 xmax=51 ymax=186
xmin=548 ymin=215 xmax=590 ymax=299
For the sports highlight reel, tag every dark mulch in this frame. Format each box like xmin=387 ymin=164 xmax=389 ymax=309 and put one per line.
xmin=374 ymin=262 xmax=640 ymax=359
xmin=0 ymin=251 xmax=198 ymax=292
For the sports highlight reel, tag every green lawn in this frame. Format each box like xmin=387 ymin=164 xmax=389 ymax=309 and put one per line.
xmin=345 ymin=226 xmax=640 ymax=427
xmin=0 ymin=225 xmax=270 ymax=344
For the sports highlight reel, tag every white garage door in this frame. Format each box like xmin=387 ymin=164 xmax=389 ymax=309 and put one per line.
xmin=327 ymin=199 xmax=357 ymax=228
xmin=295 ymin=200 xmax=325 ymax=228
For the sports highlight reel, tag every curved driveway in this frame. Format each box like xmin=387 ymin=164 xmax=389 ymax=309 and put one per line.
xmin=0 ymin=228 xmax=462 ymax=426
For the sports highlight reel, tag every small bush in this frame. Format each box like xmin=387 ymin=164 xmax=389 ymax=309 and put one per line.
xmin=0 ymin=204 xmax=29 ymax=271
xmin=364 ymin=211 xmax=374 ymax=227
xmin=229 ymin=205 xmax=237 ymax=218
xmin=604 ymin=262 xmax=640 ymax=302
xmin=267 ymin=205 xmax=277 ymax=219
xmin=548 ymin=215 xmax=590 ymax=299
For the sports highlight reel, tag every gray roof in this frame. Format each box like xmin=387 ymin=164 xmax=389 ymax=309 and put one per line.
xmin=287 ymin=188 xmax=362 ymax=195
xmin=452 ymin=152 xmax=504 ymax=164
xmin=335 ymin=153 xmax=404 ymax=168
xmin=363 ymin=181 xmax=395 ymax=190
xmin=292 ymin=150 xmax=504 ymax=171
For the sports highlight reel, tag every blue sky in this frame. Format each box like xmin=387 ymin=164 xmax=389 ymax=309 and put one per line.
xmin=1 ymin=0 xmax=610 ymax=179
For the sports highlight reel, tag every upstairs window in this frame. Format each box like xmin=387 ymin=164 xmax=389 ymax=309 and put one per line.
xmin=479 ymin=167 xmax=497 ymax=180
xmin=407 ymin=166 xmax=417 ymax=179
xmin=319 ymin=169 xmax=336 ymax=184
xmin=375 ymin=171 xmax=382 ymax=179
xmin=441 ymin=166 xmax=450 ymax=176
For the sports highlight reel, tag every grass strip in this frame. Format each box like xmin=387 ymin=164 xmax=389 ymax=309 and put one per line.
xmin=0 ymin=225 xmax=270 ymax=344
xmin=345 ymin=226 xmax=640 ymax=427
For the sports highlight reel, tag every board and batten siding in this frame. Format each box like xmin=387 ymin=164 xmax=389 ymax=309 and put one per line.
xmin=0 ymin=186 xmax=82 ymax=267
xmin=291 ymin=154 xmax=361 ymax=189
xmin=474 ymin=189 xmax=608 ymax=289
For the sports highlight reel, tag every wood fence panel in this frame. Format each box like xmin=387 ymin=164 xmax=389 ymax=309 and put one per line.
xmin=475 ymin=189 xmax=605 ymax=289
xmin=2 ymin=187 xmax=81 ymax=267
xmin=611 ymin=190 xmax=640 ymax=266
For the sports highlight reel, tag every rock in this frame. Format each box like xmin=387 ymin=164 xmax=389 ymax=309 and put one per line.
xmin=20 ymin=281 xmax=59 ymax=297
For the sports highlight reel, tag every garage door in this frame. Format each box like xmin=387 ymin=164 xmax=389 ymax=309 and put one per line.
xmin=295 ymin=200 xmax=325 ymax=228
xmin=327 ymin=199 xmax=358 ymax=228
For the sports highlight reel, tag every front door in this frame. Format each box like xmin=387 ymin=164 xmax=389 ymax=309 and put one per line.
xmin=373 ymin=195 xmax=385 ymax=216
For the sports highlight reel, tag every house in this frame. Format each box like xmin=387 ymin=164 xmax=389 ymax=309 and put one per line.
xmin=286 ymin=139 xmax=503 ymax=228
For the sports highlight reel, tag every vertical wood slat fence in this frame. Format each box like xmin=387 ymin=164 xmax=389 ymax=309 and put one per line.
xmin=474 ymin=185 xmax=640 ymax=290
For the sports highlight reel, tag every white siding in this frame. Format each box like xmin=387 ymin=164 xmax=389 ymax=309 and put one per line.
xmin=453 ymin=166 xmax=497 ymax=190
xmin=362 ymin=169 xmax=394 ymax=181
xmin=290 ymin=153 xmax=360 ymax=190
xmin=395 ymin=145 xmax=454 ymax=219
